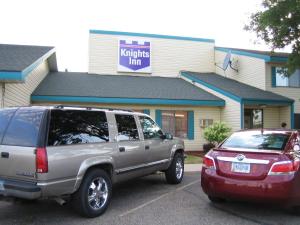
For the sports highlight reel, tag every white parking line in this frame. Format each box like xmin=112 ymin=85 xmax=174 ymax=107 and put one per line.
xmin=119 ymin=179 xmax=201 ymax=217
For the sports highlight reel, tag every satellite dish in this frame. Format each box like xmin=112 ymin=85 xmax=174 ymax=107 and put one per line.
xmin=222 ymin=51 xmax=231 ymax=70
xmin=215 ymin=50 xmax=238 ymax=73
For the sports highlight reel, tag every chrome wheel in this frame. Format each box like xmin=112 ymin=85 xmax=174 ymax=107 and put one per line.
xmin=87 ymin=177 xmax=108 ymax=210
xmin=175 ymin=158 xmax=183 ymax=179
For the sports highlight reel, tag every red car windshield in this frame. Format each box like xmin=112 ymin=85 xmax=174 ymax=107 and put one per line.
xmin=221 ymin=131 xmax=291 ymax=151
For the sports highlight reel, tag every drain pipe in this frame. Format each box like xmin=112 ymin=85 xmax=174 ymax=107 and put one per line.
xmin=1 ymin=83 xmax=4 ymax=108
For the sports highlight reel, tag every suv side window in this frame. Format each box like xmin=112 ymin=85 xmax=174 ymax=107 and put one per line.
xmin=115 ymin=114 xmax=139 ymax=141
xmin=48 ymin=110 xmax=109 ymax=146
xmin=139 ymin=116 xmax=163 ymax=139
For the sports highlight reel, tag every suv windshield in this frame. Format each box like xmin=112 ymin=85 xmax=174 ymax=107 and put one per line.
xmin=221 ymin=131 xmax=290 ymax=151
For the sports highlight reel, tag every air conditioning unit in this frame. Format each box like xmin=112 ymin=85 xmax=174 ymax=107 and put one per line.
xmin=200 ymin=119 xmax=213 ymax=128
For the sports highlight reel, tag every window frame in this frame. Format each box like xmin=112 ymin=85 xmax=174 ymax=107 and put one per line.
xmin=272 ymin=66 xmax=300 ymax=88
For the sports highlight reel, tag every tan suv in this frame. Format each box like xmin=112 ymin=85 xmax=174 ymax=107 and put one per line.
xmin=0 ymin=105 xmax=185 ymax=217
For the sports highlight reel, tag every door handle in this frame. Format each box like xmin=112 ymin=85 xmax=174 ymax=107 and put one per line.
xmin=145 ymin=145 xmax=150 ymax=150
xmin=1 ymin=152 xmax=9 ymax=158
xmin=119 ymin=147 xmax=125 ymax=152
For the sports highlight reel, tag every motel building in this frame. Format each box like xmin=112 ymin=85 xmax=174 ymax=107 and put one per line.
xmin=0 ymin=30 xmax=300 ymax=151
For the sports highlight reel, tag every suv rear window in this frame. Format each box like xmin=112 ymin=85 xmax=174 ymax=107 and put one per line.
xmin=2 ymin=108 xmax=44 ymax=147
xmin=0 ymin=108 xmax=17 ymax=143
xmin=221 ymin=131 xmax=290 ymax=151
xmin=48 ymin=110 xmax=109 ymax=146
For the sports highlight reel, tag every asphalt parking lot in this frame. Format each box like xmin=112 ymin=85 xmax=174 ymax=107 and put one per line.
xmin=0 ymin=172 xmax=300 ymax=225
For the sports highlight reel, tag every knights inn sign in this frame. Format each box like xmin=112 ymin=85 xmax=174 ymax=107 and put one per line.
xmin=118 ymin=39 xmax=151 ymax=73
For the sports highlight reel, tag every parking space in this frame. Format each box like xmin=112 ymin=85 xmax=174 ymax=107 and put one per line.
xmin=0 ymin=172 xmax=299 ymax=225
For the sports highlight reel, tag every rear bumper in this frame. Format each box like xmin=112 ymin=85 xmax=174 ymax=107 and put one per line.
xmin=0 ymin=179 xmax=41 ymax=200
xmin=201 ymin=168 xmax=300 ymax=206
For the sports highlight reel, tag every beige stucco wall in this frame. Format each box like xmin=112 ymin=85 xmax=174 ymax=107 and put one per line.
xmin=89 ymin=33 xmax=215 ymax=77
xmin=31 ymin=102 xmax=221 ymax=151
xmin=215 ymin=50 xmax=266 ymax=90
xmin=265 ymin=64 xmax=300 ymax=114
xmin=3 ymin=61 xmax=49 ymax=107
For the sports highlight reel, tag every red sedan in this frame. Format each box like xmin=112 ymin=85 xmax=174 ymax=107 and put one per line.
xmin=201 ymin=129 xmax=300 ymax=207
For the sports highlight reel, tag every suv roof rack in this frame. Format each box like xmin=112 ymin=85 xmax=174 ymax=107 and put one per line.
xmin=53 ymin=105 xmax=133 ymax=112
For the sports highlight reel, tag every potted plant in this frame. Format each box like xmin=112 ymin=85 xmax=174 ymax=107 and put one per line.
xmin=203 ymin=122 xmax=231 ymax=153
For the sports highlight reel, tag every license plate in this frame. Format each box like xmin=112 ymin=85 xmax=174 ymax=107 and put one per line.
xmin=231 ymin=162 xmax=250 ymax=173
xmin=0 ymin=181 xmax=4 ymax=191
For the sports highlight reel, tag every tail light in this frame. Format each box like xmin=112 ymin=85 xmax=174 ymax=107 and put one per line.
xmin=268 ymin=160 xmax=300 ymax=175
xmin=203 ymin=155 xmax=216 ymax=169
xmin=36 ymin=147 xmax=48 ymax=173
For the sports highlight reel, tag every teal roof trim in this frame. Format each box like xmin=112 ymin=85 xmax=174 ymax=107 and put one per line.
xmin=215 ymin=47 xmax=288 ymax=63
xmin=31 ymin=95 xmax=225 ymax=106
xmin=90 ymin=29 xmax=215 ymax=43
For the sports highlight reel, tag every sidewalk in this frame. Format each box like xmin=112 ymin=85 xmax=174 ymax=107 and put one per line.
xmin=185 ymin=163 xmax=202 ymax=172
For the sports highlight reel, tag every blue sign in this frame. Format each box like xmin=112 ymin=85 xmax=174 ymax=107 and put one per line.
xmin=118 ymin=39 xmax=151 ymax=73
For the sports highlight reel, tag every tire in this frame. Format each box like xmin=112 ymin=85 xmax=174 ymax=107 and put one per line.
xmin=208 ymin=195 xmax=225 ymax=203
xmin=72 ymin=169 xmax=112 ymax=218
xmin=165 ymin=153 xmax=184 ymax=184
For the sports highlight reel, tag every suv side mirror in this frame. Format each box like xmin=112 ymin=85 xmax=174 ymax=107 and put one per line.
xmin=161 ymin=133 xmax=173 ymax=140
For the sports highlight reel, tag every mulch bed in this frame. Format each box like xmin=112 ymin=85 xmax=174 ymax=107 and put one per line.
xmin=185 ymin=151 xmax=205 ymax=157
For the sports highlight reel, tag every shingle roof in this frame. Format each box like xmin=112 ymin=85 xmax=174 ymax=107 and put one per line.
xmin=181 ymin=71 xmax=293 ymax=103
xmin=0 ymin=44 xmax=54 ymax=71
xmin=32 ymin=72 xmax=224 ymax=104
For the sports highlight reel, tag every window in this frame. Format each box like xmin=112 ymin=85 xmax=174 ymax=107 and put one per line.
xmin=115 ymin=114 xmax=139 ymax=141
xmin=139 ymin=116 xmax=163 ymax=139
xmin=244 ymin=109 xmax=263 ymax=129
xmin=48 ymin=110 xmax=109 ymax=146
xmin=274 ymin=67 xmax=300 ymax=87
xmin=162 ymin=111 xmax=188 ymax=138
xmin=0 ymin=108 xmax=17 ymax=143
xmin=2 ymin=108 xmax=44 ymax=147
xmin=221 ymin=131 xmax=290 ymax=151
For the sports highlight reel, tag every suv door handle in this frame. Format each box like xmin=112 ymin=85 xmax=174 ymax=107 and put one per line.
xmin=119 ymin=147 xmax=125 ymax=152
xmin=145 ymin=145 xmax=150 ymax=150
xmin=1 ymin=152 xmax=9 ymax=158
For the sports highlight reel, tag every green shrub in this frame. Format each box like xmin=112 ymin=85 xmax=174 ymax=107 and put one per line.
xmin=204 ymin=122 xmax=231 ymax=145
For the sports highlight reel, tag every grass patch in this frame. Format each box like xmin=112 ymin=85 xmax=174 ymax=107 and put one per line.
xmin=185 ymin=155 xmax=203 ymax=164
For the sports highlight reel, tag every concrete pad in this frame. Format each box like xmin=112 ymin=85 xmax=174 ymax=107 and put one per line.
xmin=185 ymin=163 xmax=202 ymax=172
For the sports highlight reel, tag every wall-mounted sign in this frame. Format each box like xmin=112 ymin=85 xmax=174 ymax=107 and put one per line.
xmin=118 ymin=39 xmax=151 ymax=73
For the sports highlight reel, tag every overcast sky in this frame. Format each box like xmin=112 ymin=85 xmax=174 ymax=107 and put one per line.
xmin=0 ymin=0 xmax=291 ymax=72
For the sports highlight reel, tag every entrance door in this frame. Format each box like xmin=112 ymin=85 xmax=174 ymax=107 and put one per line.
xmin=244 ymin=109 xmax=263 ymax=129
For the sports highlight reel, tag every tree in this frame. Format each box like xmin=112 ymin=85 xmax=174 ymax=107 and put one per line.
xmin=245 ymin=0 xmax=300 ymax=75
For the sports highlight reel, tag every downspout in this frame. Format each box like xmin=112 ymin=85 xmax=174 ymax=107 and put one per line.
xmin=1 ymin=83 xmax=5 ymax=108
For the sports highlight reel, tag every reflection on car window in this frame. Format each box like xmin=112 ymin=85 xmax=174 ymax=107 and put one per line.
xmin=48 ymin=110 xmax=109 ymax=146
xmin=115 ymin=114 xmax=139 ymax=141
xmin=221 ymin=131 xmax=290 ymax=151
xmin=139 ymin=116 xmax=163 ymax=139
xmin=0 ymin=108 xmax=17 ymax=143
xmin=2 ymin=108 xmax=44 ymax=147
